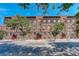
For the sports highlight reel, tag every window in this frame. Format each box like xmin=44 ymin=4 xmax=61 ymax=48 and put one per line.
xmin=70 ymin=31 xmax=74 ymax=34
xmin=43 ymin=26 xmax=45 ymax=29
xmin=72 ymin=25 xmax=75 ymax=28
xmin=72 ymin=20 xmax=74 ymax=23
xmin=67 ymin=25 xmax=70 ymax=28
xmin=48 ymin=26 xmax=50 ymax=30
xmin=54 ymin=20 xmax=56 ymax=23
xmin=58 ymin=20 xmax=60 ymax=22
xmin=10 ymin=33 xmax=12 ymax=35
xmin=30 ymin=21 xmax=32 ymax=23
xmin=38 ymin=20 xmax=41 ymax=22
xmin=48 ymin=20 xmax=51 ymax=23
xmin=67 ymin=32 xmax=70 ymax=34
xmin=43 ymin=32 xmax=46 ymax=34
xmin=68 ymin=20 xmax=70 ymax=23
xmin=33 ymin=21 xmax=36 ymax=23
xmin=34 ymin=32 xmax=36 ymax=34
xmin=43 ymin=20 xmax=46 ymax=22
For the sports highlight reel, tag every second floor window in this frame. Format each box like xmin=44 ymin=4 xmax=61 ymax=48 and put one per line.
xmin=58 ymin=20 xmax=60 ymax=22
xmin=54 ymin=20 xmax=56 ymax=23
xmin=43 ymin=20 xmax=46 ymax=23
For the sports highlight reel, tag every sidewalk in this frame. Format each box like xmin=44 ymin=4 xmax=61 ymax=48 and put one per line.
xmin=54 ymin=39 xmax=79 ymax=42
xmin=0 ymin=39 xmax=53 ymax=48
xmin=1 ymin=39 xmax=79 ymax=43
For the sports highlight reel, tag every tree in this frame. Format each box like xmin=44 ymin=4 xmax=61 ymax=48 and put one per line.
xmin=18 ymin=3 xmax=74 ymax=15
xmin=57 ymin=3 xmax=73 ymax=15
xmin=75 ymin=12 xmax=79 ymax=38
xmin=58 ymin=3 xmax=73 ymax=11
xmin=0 ymin=30 xmax=5 ymax=40
xmin=6 ymin=18 xmax=19 ymax=30
xmin=18 ymin=3 xmax=50 ymax=15
xmin=51 ymin=22 xmax=64 ymax=39
xmin=6 ymin=15 xmax=32 ymax=39
xmin=75 ymin=12 xmax=79 ymax=20
xmin=18 ymin=3 xmax=49 ymax=15
xmin=37 ymin=3 xmax=49 ymax=14
xmin=62 ymin=3 xmax=73 ymax=11
xmin=18 ymin=3 xmax=30 ymax=10
xmin=76 ymin=24 xmax=79 ymax=38
xmin=17 ymin=16 xmax=32 ymax=36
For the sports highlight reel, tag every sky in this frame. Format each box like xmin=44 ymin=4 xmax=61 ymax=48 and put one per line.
xmin=0 ymin=3 xmax=79 ymax=25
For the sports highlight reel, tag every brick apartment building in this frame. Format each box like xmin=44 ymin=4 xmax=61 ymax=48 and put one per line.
xmin=4 ymin=16 xmax=76 ymax=39
xmin=0 ymin=25 xmax=6 ymax=31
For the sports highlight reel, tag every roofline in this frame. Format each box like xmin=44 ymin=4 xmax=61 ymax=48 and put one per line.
xmin=4 ymin=16 xmax=75 ymax=18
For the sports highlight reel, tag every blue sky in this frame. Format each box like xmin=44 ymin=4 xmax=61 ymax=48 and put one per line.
xmin=0 ymin=3 xmax=79 ymax=25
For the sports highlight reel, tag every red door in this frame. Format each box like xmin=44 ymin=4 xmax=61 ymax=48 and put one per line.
xmin=11 ymin=34 xmax=17 ymax=40
xmin=36 ymin=33 xmax=42 ymax=40
xmin=61 ymin=33 xmax=66 ymax=39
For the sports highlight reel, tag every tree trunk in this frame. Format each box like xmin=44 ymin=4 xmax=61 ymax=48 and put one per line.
xmin=54 ymin=36 xmax=56 ymax=41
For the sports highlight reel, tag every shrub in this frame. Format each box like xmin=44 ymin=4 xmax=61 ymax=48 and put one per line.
xmin=0 ymin=30 xmax=4 ymax=40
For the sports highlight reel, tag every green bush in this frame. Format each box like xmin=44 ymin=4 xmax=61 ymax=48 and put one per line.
xmin=0 ymin=30 xmax=4 ymax=40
